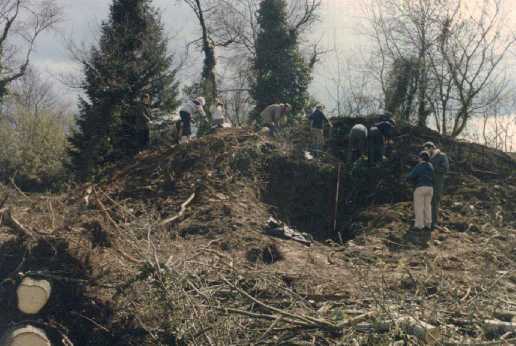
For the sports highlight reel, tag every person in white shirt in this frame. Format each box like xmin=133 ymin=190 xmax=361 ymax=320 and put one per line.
xmin=210 ymin=98 xmax=225 ymax=128
xmin=178 ymin=96 xmax=206 ymax=142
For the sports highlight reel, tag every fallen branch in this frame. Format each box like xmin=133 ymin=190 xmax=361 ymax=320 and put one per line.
xmin=482 ymin=320 xmax=516 ymax=335
xmin=443 ymin=337 xmax=516 ymax=346
xmin=355 ymin=316 xmax=440 ymax=345
xmin=221 ymin=277 xmax=341 ymax=332
xmin=494 ymin=311 xmax=516 ymax=322
xmin=0 ymin=193 xmax=8 ymax=209
xmin=160 ymin=192 xmax=196 ymax=226
xmin=0 ymin=208 xmax=38 ymax=240
xmin=93 ymin=189 xmax=146 ymax=265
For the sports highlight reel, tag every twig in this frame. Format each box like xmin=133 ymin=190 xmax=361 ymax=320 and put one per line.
xmin=70 ymin=311 xmax=111 ymax=333
xmin=93 ymin=188 xmax=146 ymax=265
xmin=0 ymin=208 xmax=39 ymax=240
xmin=159 ymin=192 xmax=196 ymax=226
xmin=0 ymin=193 xmax=8 ymax=209
xmin=442 ymin=337 xmax=516 ymax=346
xmin=221 ymin=276 xmax=340 ymax=332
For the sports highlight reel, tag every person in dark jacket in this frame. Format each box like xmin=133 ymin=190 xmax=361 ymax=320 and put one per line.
xmin=368 ymin=113 xmax=396 ymax=164
xmin=407 ymin=151 xmax=434 ymax=230
xmin=367 ymin=125 xmax=384 ymax=164
xmin=309 ymin=105 xmax=332 ymax=152
xmin=423 ymin=141 xmax=450 ymax=228
xmin=348 ymin=124 xmax=368 ymax=163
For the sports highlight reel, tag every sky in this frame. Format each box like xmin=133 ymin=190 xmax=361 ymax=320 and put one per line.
xmin=30 ymin=0 xmax=362 ymax=106
xmin=24 ymin=0 xmax=516 ymax=148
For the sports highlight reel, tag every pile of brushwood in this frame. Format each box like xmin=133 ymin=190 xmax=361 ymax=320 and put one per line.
xmin=0 ymin=123 xmax=514 ymax=345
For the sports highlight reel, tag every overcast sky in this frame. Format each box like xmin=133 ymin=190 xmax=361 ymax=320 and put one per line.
xmin=24 ymin=0 xmax=516 ymax=148
xmin=30 ymin=0 xmax=365 ymax=108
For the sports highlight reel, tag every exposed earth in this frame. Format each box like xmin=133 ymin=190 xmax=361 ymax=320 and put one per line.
xmin=1 ymin=121 xmax=515 ymax=345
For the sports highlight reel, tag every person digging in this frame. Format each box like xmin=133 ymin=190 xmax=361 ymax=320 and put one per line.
xmin=308 ymin=104 xmax=332 ymax=155
xmin=178 ymin=96 xmax=206 ymax=143
xmin=260 ymin=103 xmax=291 ymax=136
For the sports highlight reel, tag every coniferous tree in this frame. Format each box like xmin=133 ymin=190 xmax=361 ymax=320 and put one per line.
xmin=252 ymin=0 xmax=311 ymax=117
xmin=69 ymin=0 xmax=179 ymax=179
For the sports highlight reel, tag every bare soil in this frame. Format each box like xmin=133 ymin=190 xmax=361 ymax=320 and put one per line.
xmin=0 ymin=123 xmax=515 ymax=345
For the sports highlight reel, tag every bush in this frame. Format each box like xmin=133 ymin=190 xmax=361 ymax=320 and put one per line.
xmin=0 ymin=71 xmax=71 ymax=191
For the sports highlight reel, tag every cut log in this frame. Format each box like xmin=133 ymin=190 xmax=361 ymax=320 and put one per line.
xmin=493 ymin=310 xmax=516 ymax=322
xmin=0 ymin=325 xmax=51 ymax=346
xmin=355 ymin=316 xmax=440 ymax=345
xmin=482 ymin=320 xmax=516 ymax=335
xmin=17 ymin=277 xmax=52 ymax=314
xmin=397 ymin=316 xmax=440 ymax=345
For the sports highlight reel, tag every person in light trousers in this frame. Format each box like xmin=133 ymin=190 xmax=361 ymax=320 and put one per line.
xmin=407 ymin=151 xmax=434 ymax=230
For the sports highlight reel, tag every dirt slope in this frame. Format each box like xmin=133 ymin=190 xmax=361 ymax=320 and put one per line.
xmin=0 ymin=124 xmax=515 ymax=345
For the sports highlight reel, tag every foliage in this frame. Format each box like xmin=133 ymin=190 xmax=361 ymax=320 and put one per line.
xmin=384 ymin=57 xmax=419 ymax=124
xmin=0 ymin=90 xmax=70 ymax=191
xmin=252 ymin=0 xmax=312 ymax=117
xmin=68 ymin=0 xmax=180 ymax=180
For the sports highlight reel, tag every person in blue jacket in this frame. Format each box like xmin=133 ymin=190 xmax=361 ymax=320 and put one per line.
xmin=407 ymin=151 xmax=434 ymax=231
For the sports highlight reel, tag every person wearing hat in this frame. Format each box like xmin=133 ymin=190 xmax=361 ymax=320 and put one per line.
xmin=260 ymin=103 xmax=291 ymax=135
xmin=210 ymin=98 xmax=226 ymax=128
xmin=308 ymin=104 xmax=332 ymax=153
xmin=407 ymin=151 xmax=434 ymax=230
xmin=178 ymin=96 xmax=206 ymax=142
xmin=423 ymin=141 xmax=449 ymax=228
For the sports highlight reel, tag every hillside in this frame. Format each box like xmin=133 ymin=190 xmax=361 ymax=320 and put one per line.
xmin=0 ymin=123 xmax=515 ymax=345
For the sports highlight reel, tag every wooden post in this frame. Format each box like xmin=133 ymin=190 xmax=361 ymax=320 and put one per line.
xmin=332 ymin=163 xmax=343 ymax=243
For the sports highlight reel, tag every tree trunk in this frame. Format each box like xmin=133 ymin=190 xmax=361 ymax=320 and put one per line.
xmin=194 ymin=0 xmax=217 ymax=106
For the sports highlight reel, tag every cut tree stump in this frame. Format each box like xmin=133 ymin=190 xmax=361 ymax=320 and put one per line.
xmin=17 ymin=277 xmax=52 ymax=315
xmin=0 ymin=325 xmax=51 ymax=346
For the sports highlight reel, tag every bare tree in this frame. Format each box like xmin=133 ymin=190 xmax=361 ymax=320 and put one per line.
xmin=0 ymin=0 xmax=62 ymax=99
xmin=437 ymin=0 xmax=516 ymax=136
xmin=365 ymin=0 xmax=515 ymax=137
xmin=181 ymin=0 xmax=219 ymax=105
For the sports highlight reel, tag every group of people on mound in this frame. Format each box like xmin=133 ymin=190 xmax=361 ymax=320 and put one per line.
xmin=304 ymin=107 xmax=450 ymax=232
xmin=258 ymin=103 xmax=451 ymax=232
xmin=142 ymin=93 xmax=230 ymax=145
xmin=177 ymin=96 xmax=229 ymax=143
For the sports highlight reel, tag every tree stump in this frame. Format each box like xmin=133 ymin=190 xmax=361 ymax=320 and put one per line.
xmin=0 ymin=325 xmax=51 ymax=346
xmin=16 ymin=277 xmax=52 ymax=315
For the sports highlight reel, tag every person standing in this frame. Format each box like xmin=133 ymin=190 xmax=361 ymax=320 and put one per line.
xmin=308 ymin=105 xmax=332 ymax=152
xmin=407 ymin=151 xmax=434 ymax=231
xmin=423 ymin=141 xmax=449 ymax=229
xmin=178 ymin=96 xmax=206 ymax=143
xmin=348 ymin=124 xmax=368 ymax=163
xmin=210 ymin=98 xmax=226 ymax=128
